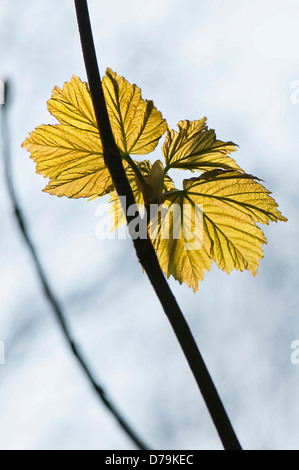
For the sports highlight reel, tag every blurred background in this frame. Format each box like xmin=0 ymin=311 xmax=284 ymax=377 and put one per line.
xmin=0 ymin=0 xmax=297 ymax=450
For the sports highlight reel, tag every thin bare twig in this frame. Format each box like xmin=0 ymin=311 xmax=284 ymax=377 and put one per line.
xmin=0 ymin=80 xmax=150 ymax=451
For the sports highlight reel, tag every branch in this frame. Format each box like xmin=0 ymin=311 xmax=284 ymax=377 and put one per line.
xmin=74 ymin=0 xmax=242 ymax=451
xmin=0 ymin=80 xmax=150 ymax=451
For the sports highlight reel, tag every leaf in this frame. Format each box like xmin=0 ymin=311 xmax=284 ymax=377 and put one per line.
xmin=22 ymin=76 xmax=113 ymax=199
xmin=102 ymin=68 xmax=167 ymax=155
xmin=151 ymin=170 xmax=287 ymax=291
xmin=47 ymin=75 xmax=99 ymax=133
xmin=162 ymin=119 xmax=242 ymax=173
xmin=150 ymin=198 xmax=213 ymax=292
xmin=22 ymin=72 xmax=287 ymax=293
xmin=22 ymin=71 xmax=168 ymax=199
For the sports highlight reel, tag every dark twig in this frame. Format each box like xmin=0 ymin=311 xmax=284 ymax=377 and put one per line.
xmin=74 ymin=0 xmax=242 ymax=451
xmin=0 ymin=80 xmax=150 ymax=451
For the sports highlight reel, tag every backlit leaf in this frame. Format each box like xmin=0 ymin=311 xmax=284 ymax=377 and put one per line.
xmin=22 ymin=76 xmax=113 ymax=199
xmin=150 ymin=198 xmax=213 ymax=291
xmin=22 ymin=71 xmax=167 ymax=199
xmin=163 ymin=119 xmax=242 ymax=173
xmin=22 ymin=71 xmax=287 ymax=293
xmin=151 ymin=170 xmax=287 ymax=291
xmin=47 ymin=75 xmax=98 ymax=133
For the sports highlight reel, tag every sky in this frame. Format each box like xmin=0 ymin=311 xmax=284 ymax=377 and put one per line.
xmin=0 ymin=0 xmax=298 ymax=450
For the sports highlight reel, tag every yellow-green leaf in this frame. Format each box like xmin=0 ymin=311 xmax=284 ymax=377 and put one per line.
xmin=162 ymin=119 xmax=242 ymax=173
xmin=22 ymin=76 xmax=113 ymax=199
xmin=102 ymin=68 xmax=167 ymax=155
xmin=150 ymin=199 xmax=213 ymax=292
xmin=47 ymin=75 xmax=98 ymax=133
xmin=151 ymin=170 xmax=287 ymax=291
xmin=22 ymin=71 xmax=168 ymax=199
